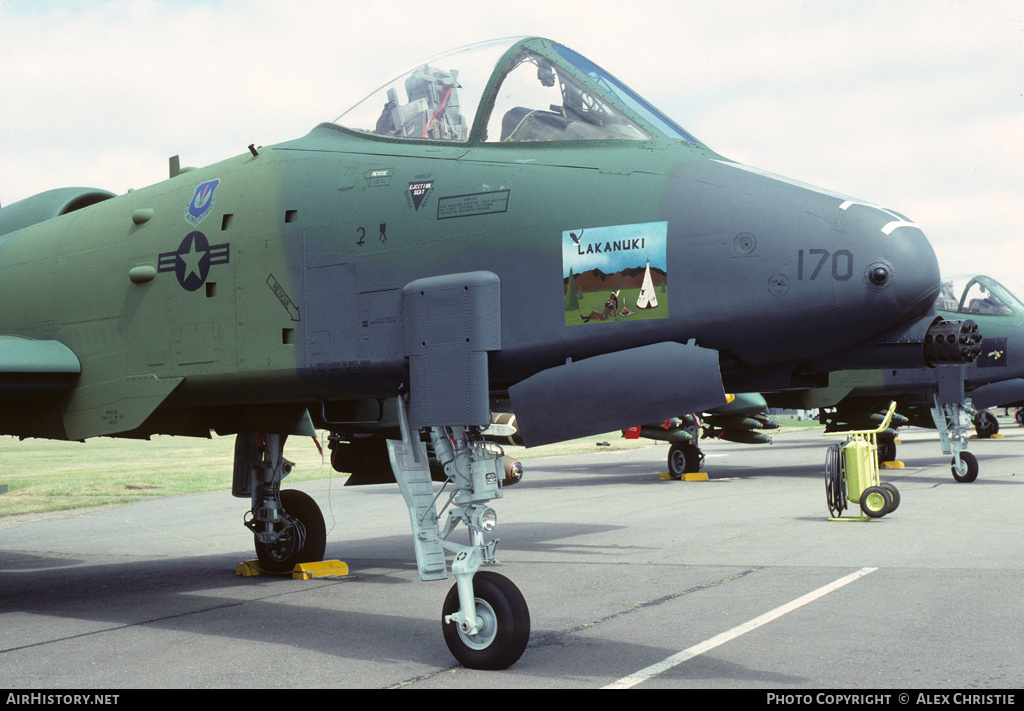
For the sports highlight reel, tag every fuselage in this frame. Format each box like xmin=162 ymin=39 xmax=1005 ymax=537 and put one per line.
xmin=0 ymin=37 xmax=946 ymax=441
xmin=0 ymin=124 xmax=940 ymax=439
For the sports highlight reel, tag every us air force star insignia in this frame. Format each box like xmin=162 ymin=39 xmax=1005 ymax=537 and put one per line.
xmin=158 ymin=231 xmax=230 ymax=292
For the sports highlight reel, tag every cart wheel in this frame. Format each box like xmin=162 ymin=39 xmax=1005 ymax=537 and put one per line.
xmin=879 ymin=482 xmax=900 ymax=513
xmin=860 ymin=486 xmax=890 ymax=518
xmin=951 ymin=451 xmax=979 ymax=483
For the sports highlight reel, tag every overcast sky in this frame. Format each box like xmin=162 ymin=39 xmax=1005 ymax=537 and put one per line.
xmin=2 ymin=0 xmax=1021 ymax=293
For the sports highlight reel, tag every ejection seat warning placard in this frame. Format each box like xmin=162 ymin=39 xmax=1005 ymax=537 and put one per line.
xmin=437 ymin=190 xmax=510 ymax=219
xmin=563 ymin=221 xmax=668 ymax=326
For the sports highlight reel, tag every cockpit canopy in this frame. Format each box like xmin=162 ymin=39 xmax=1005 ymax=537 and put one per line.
xmin=936 ymin=275 xmax=1024 ymax=317
xmin=334 ymin=37 xmax=699 ymax=144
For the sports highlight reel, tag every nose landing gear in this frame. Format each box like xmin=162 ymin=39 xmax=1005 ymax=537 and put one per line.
xmin=387 ymin=394 xmax=530 ymax=670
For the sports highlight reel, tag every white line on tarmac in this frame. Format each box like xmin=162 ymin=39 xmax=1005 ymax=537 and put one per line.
xmin=603 ymin=567 xmax=878 ymax=689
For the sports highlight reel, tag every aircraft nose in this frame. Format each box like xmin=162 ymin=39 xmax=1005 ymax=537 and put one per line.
xmin=834 ymin=200 xmax=941 ymax=326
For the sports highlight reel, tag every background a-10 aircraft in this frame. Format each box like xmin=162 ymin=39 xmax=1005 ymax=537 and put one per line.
xmin=625 ymin=273 xmax=1023 ymax=485
xmin=767 ymin=273 xmax=1024 ymax=482
xmin=0 ymin=36 xmax=980 ymax=669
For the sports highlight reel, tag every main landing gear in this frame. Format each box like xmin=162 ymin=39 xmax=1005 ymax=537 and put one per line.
xmin=667 ymin=441 xmax=702 ymax=478
xmin=973 ymin=409 xmax=999 ymax=439
xmin=233 ymin=432 xmax=327 ymax=573
xmin=387 ymin=394 xmax=530 ymax=670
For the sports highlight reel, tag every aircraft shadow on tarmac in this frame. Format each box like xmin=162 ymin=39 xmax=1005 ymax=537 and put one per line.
xmin=0 ymin=560 xmax=815 ymax=686
xmin=0 ymin=549 xmax=448 ymax=665
xmin=0 ymin=524 xmax=716 ymax=684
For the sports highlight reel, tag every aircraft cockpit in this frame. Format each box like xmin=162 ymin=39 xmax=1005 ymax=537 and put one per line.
xmin=936 ymin=275 xmax=1024 ymax=317
xmin=333 ymin=37 xmax=700 ymax=145
xmin=484 ymin=47 xmax=650 ymax=142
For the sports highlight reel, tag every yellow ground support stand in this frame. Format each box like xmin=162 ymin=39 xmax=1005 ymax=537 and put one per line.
xmin=823 ymin=401 xmax=901 ymax=520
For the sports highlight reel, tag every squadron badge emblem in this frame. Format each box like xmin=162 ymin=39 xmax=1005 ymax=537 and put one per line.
xmin=185 ymin=179 xmax=221 ymax=227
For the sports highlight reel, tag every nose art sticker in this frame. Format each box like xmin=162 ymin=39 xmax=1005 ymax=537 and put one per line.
xmin=563 ymin=221 xmax=667 ymax=326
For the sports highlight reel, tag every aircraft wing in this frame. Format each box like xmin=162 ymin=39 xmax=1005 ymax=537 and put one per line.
xmin=0 ymin=337 xmax=184 ymax=440
xmin=0 ymin=336 xmax=80 ymax=400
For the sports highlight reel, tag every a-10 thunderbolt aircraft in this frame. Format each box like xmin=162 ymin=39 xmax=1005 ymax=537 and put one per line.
xmin=0 ymin=37 xmax=980 ymax=669
xmin=767 ymin=274 xmax=1022 ymax=482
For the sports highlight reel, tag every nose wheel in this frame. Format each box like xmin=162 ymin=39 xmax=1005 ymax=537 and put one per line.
xmin=441 ymin=571 xmax=531 ymax=670
xmin=951 ymin=450 xmax=979 ymax=483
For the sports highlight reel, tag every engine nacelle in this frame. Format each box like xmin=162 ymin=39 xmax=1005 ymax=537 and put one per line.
xmin=0 ymin=187 xmax=116 ymax=237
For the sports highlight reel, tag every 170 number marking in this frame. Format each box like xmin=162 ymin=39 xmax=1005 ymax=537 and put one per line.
xmin=798 ymin=249 xmax=853 ymax=281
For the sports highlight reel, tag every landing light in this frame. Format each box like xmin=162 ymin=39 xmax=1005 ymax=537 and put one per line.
xmin=472 ymin=507 xmax=498 ymax=533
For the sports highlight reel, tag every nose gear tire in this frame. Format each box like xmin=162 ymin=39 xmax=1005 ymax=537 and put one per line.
xmin=951 ymin=451 xmax=979 ymax=483
xmin=442 ymin=571 xmax=531 ymax=670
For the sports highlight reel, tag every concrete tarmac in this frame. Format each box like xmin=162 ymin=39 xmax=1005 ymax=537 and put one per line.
xmin=1 ymin=420 xmax=1022 ymax=690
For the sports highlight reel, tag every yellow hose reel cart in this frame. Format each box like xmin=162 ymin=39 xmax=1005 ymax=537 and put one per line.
xmin=823 ymin=401 xmax=901 ymax=520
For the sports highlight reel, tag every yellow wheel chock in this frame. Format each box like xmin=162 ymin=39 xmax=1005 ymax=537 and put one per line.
xmin=235 ymin=559 xmax=349 ymax=579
